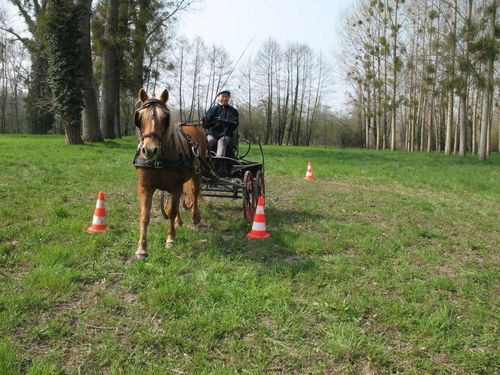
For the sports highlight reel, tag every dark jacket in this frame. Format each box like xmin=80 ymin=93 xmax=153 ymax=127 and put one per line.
xmin=202 ymin=103 xmax=239 ymax=139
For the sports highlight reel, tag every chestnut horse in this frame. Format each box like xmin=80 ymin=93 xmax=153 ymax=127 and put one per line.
xmin=134 ymin=88 xmax=208 ymax=259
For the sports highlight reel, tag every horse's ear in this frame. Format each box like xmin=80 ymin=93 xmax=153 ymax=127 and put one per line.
xmin=139 ymin=88 xmax=148 ymax=103
xmin=159 ymin=89 xmax=169 ymax=104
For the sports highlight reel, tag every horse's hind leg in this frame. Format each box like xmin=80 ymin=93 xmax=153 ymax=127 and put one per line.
xmin=191 ymin=175 xmax=202 ymax=225
xmin=183 ymin=177 xmax=202 ymax=225
xmin=165 ymin=187 xmax=182 ymax=247
xmin=136 ymin=186 xmax=153 ymax=260
xmin=162 ymin=191 xmax=183 ymax=228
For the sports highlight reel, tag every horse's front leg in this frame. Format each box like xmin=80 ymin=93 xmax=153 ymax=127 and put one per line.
xmin=166 ymin=187 xmax=182 ymax=247
xmin=136 ymin=185 xmax=154 ymax=260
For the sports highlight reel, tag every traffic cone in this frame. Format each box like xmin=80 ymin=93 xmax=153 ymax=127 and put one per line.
xmin=87 ymin=191 xmax=107 ymax=233
xmin=247 ymin=196 xmax=270 ymax=239
xmin=304 ymin=161 xmax=314 ymax=181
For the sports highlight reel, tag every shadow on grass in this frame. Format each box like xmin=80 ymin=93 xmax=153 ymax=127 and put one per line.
xmin=200 ymin=202 xmax=325 ymax=275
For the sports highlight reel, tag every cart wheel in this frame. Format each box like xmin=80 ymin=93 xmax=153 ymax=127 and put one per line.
xmin=160 ymin=191 xmax=170 ymax=219
xmin=255 ymin=170 xmax=265 ymax=199
xmin=242 ymin=170 xmax=256 ymax=221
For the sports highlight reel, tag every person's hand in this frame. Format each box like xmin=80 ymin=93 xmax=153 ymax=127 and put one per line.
xmin=215 ymin=117 xmax=237 ymax=125
xmin=203 ymin=118 xmax=215 ymax=129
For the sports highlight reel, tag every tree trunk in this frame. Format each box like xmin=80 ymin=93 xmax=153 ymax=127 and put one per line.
xmin=247 ymin=63 xmax=253 ymax=131
xmin=472 ymin=86 xmax=479 ymax=153
xmin=100 ymin=0 xmax=120 ymax=139
xmin=365 ymin=83 xmax=371 ymax=149
xmin=64 ymin=119 xmax=84 ymax=144
xmin=286 ymin=54 xmax=300 ymax=146
xmin=427 ymin=98 xmax=433 ymax=152
xmin=478 ymin=0 xmax=497 ymax=161
xmin=459 ymin=0 xmax=472 ymax=157
xmin=188 ymin=41 xmax=200 ymax=122
xmin=178 ymin=44 xmax=185 ymax=121
xmin=0 ymin=40 xmax=7 ymax=133
xmin=454 ymin=100 xmax=461 ymax=154
xmin=131 ymin=1 xmax=148 ymax=93
xmin=444 ymin=0 xmax=457 ymax=155
xmin=390 ymin=0 xmax=400 ymax=150
xmin=266 ymin=61 xmax=273 ymax=144
xmin=28 ymin=51 xmax=54 ymax=133
xmin=78 ymin=0 xmax=102 ymax=142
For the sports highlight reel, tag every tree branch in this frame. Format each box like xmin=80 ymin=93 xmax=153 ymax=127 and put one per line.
xmin=9 ymin=0 xmax=35 ymax=30
xmin=0 ymin=25 xmax=32 ymax=49
xmin=33 ymin=0 xmax=41 ymax=14
xmin=145 ymin=0 xmax=192 ymax=42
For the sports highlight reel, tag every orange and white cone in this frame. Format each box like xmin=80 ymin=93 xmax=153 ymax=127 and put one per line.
xmin=87 ymin=192 xmax=107 ymax=233
xmin=247 ymin=196 xmax=270 ymax=239
xmin=304 ymin=161 xmax=314 ymax=181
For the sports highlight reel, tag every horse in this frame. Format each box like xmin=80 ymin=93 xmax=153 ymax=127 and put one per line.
xmin=133 ymin=88 xmax=208 ymax=259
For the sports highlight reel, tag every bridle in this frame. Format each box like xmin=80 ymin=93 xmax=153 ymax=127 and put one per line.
xmin=135 ymin=99 xmax=170 ymax=142
xmin=133 ymin=101 xmax=208 ymax=173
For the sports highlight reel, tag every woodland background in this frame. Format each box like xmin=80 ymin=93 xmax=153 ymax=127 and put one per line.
xmin=0 ymin=0 xmax=498 ymax=159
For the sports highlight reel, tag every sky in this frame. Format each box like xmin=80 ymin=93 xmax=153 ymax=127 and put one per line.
xmin=179 ymin=0 xmax=354 ymax=110
xmin=180 ymin=0 xmax=352 ymax=61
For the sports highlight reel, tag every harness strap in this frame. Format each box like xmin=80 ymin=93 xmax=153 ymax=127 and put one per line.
xmin=175 ymin=123 xmax=221 ymax=179
xmin=133 ymin=154 xmax=196 ymax=172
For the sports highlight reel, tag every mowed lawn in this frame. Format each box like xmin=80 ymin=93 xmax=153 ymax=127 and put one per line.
xmin=0 ymin=135 xmax=498 ymax=374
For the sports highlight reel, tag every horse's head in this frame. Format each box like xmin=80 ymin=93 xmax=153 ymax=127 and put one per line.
xmin=135 ymin=88 xmax=171 ymax=160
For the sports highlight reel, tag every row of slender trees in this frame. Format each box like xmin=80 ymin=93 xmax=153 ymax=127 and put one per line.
xmin=165 ymin=37 xmax=332 ymax=146
xmin=340 ymin=0 xmax=499 ymax=159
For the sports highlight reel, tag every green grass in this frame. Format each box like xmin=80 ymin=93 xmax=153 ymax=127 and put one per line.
xmin=0 ymin=134 xmax=499 ymax=374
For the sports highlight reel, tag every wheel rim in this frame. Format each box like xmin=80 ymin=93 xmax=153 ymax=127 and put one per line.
xmin=243 ymin=171 xmax=255 ymax=221
xmin=255 ymin=170 xmax=265 ymax=198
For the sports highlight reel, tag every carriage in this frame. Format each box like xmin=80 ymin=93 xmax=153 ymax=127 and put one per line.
xmin=200 ymin=135 xmax=265 ymax=221
xmin=159 ymin=131 xmax=265 ymax=222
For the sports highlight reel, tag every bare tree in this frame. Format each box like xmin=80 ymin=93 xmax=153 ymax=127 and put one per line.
xmin=2 ymin=0 xmax=55 ymax=134
xmin=478 ymin=0 xmax=497 ymax=160
xmin=458 ymin=0 xmax=473 ymax=157
xmin=389 ymin=0 xmax=401 ymax=150
xmin=255 ymin=38 xmax=281 ymax=143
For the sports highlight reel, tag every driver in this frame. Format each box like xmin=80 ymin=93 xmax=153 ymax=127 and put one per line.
xmin=202 ymin=88 xmax=239 ymax=157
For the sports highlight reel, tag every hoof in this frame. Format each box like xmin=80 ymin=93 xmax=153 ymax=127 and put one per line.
xmin=134 ymin=253 xmax=147 ymax=261
xmin=192 ymin=214 xmax=201 ymax=225
xmin=165 ymin=238 xmax=175 ymax=248
xmin=135 ymin=250 xmax=148 ymax=261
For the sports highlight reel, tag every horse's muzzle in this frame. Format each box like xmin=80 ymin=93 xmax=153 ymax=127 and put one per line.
xmin=139 ymin=131 xmax=163 ymax=159
xmin=140 ymin=144 xmax=160 ymax=159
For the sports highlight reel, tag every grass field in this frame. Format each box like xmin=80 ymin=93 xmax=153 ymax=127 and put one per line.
xmin=0 ymin=135 xmax=498 ymax=374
